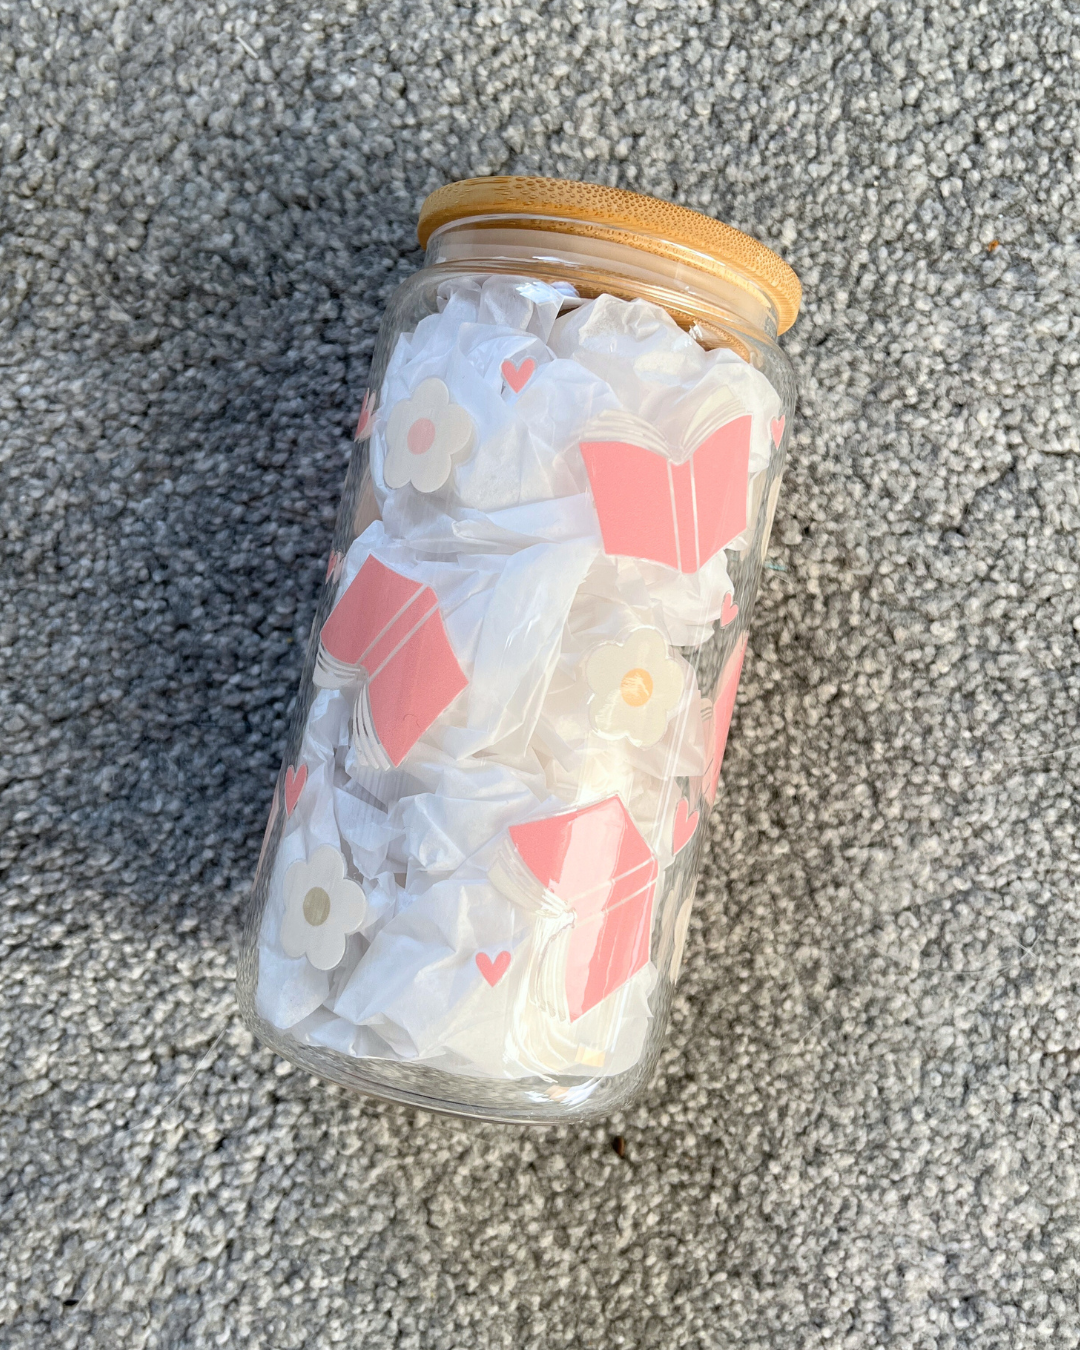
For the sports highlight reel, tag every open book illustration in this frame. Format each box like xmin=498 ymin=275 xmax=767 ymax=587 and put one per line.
xmin=490 ymin=795 xmax=659 ymax=1022
xmin=579 ymin=395 xmax=752 ymax=574
xmin=315 ymin=556 xmax=468 ymax=768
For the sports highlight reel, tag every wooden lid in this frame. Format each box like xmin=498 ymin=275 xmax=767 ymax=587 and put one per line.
xmin=418 ymin=176 xmax=801 ymax=334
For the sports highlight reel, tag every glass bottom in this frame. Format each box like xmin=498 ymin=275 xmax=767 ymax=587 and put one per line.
xmin=236 ymin=944 xmax=667 ymax=1125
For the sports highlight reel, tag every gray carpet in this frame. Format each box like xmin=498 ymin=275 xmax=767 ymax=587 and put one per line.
xmin=2 ymin=1 xmax=1078 ymax=1345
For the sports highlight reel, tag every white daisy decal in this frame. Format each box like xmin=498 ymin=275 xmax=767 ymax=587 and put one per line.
xmin=384 ymin=377 xmax=474 ymax=493
xmin=280 ymin=846 xmax=367 ymax=971
xmin=584 ymin=627 xmax=685 ymax=747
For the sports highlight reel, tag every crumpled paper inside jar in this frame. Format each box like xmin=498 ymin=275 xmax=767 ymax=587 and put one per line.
xmin=551 ymin=292 xmax=783 ymax=560
xmin=322 ymin=521 xmax=599 ymax=763
xmin=370 ymin=276 xmax=616 ymax=551
xmin=257 ymin=283 xmax=785 ymax=1082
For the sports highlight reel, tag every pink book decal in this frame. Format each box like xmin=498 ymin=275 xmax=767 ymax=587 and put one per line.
xmin=318 ymin=556 xmax=467 ymax=767
xmin=580 ymin=411 xmax=752 ymax=574
xmin=320 ymin=556 xmax=425 ymax=668
xmin=507 ymin=796 xmax=658 ymax=1021
xmin=703 ymin=635 xmax=748 ymax=806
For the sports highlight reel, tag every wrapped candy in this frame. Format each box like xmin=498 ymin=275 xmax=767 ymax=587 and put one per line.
xmin=241 ymin=178 xmax=800 ymax=1123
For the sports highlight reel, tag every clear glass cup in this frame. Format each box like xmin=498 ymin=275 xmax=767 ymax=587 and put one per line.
xmin=237 ymin=178 xmax=800 ymax=1123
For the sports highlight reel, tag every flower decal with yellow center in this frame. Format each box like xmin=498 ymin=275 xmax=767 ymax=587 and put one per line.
xmin=281 ymin=845 xmax=367 ymax=970
xmin=384 ymin=377 xmax=475 ymax=493
xmin=584 ymin=627 xmax=685 ymax=747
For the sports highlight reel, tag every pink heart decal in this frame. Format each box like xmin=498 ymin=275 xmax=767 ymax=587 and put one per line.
xmin=501 ymin=358 xmax=536 ymax=394
xmin=672 ymin=798 xmax=700 ymax=855
xmin=720 ymin=593 xmax=739 ymax=627
xmin=476 ymin=950 xmax=511 ymax=987
xmin=325 ymin=550 xmax=343 ymax=582
xmin=284 ymin=764 xmax=307 ymax=816
xmin=770 ymin=415 xmax=785 ymax=447
xmin=355 ymin=390 xmax=374 ymax=441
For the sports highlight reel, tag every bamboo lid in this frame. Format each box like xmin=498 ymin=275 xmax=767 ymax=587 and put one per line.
xmin=418 ymin=176 xmax=801 ymax=335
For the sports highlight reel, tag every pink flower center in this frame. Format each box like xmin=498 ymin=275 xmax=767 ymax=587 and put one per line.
xmin=406 ymin=417 xmax=436 ymax=456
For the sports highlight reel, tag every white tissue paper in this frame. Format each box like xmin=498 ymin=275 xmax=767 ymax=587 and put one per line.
xmin=257 ymin=277 xmax=783 ymax=1084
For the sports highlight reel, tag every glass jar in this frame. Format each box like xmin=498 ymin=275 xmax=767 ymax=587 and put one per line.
xmin=237 ymin=177 xmax=801 ymax=1123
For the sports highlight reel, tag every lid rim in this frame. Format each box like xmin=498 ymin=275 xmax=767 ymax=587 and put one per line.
xmin=418 ymin=176 xmax=801 ymax=335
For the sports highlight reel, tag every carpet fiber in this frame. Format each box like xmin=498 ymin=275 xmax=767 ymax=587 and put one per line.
xmin=2 ymin=2 xmax=1079 ymax=1346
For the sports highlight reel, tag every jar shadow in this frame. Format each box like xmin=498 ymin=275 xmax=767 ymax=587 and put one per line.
xmin=63 ymin=180 xmax=420 ymax=931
